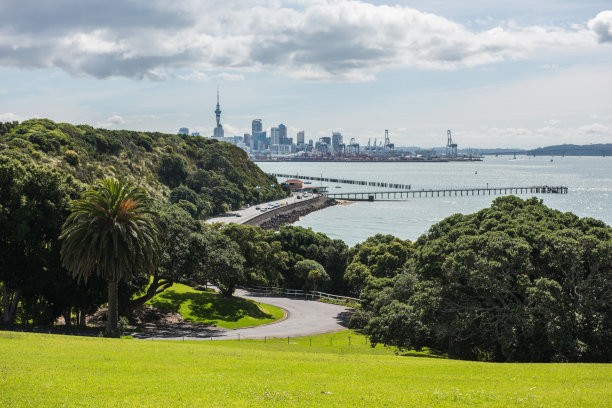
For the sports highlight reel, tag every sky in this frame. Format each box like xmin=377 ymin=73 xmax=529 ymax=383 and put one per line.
xmin=1 ymin=0 xmax=611 ymax=149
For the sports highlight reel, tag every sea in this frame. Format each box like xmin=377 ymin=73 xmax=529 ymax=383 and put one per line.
xmin=257 ymin=156 xmax=612 ymax=247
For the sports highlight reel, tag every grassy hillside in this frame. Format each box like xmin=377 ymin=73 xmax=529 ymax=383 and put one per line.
xmin=0 ymin=118 xmax=285 ymax=213
xmin=1 ymin=331 xmax=609 ymax=407
xmin=146 ymin=283 xmax=285 ymax=329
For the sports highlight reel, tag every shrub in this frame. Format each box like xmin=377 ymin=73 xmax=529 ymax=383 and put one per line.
xmin=64 ymin=150 xmax=80 ymax=166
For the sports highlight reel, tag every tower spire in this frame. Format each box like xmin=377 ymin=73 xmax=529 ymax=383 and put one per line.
xmin=213 ymin=86 xmax=224 ymax=138
xmin=214 ymin=86 xmax=222 ymax=128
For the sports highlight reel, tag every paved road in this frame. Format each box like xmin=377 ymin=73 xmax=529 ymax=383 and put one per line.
xmin=204 ymin=193 xmax=317 ymax=225
xmin=131 ymin=288 xmax=352 ymax=341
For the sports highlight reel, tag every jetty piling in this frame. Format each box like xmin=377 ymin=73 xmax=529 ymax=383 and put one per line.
xmin=324 ymin=186 xmax=568 ymax=201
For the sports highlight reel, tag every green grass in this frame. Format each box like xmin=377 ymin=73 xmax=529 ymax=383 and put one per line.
xmin=145 ymin=283 xmax=284 ymax=329
xmin=0 ymin=330 xmax=610 ymax=407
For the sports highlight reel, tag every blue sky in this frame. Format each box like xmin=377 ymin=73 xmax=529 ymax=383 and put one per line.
xmin=1 ymin=0 xmax=611 ymax=148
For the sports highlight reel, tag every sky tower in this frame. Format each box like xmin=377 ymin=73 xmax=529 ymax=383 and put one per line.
xmin=213 ymin=87 xmax=224 ymax=138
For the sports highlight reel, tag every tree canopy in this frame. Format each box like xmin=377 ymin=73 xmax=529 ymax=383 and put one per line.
xmin=352 ymin=196 xmax=612 ymax=363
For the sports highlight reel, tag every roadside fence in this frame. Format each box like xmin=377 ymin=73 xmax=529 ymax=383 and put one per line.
xmin=240 ymin=286 xmax=361 ymax=305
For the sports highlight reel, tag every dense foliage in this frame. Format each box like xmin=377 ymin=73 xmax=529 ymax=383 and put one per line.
xmin=351 ymin=196 xmax=612 ymax=362
xmin=0 ymin=119 xmax=285 ymax=214
xmin=215 ymin=224 xmax=349 ymax=294
xmin=0 ymin=118 xmax=284 ymax=327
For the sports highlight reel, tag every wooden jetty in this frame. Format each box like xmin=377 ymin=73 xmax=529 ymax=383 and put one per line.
xmin=269 ymin=173 xmax=412 ymax=190
xmin=324 ymin=186 xmax=568 ymax=201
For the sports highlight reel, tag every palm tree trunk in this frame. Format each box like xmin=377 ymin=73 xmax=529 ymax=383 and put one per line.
xmin=63 ymin=310 xmax=72 ymax=326
xmin=2 ymin=283 xmax=10 ymax=324
xmin=105 ymin=279 xmax=120 ymax=338
xmin=79 ymin=309 xmax=86 ymax=326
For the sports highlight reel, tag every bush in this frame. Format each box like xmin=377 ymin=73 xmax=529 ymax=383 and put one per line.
xmin=64 ymin=150 xmax=80 ymax=166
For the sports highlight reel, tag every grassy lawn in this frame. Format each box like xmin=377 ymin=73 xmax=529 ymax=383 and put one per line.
xmin=1 ymin=330 xmax=610 ymax=407
xmin=145 ymin=283 xmax=284 ymax=329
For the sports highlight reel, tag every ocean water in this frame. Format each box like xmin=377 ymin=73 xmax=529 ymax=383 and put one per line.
xmin=257 ymin=156 xmax=612 ymax=246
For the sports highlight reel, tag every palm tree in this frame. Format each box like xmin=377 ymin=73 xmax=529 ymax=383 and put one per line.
xmin=60 ymin=178 xmax=160 ymax=337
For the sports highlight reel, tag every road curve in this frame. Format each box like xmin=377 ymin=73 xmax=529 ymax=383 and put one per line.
xmin=131 ymin=288 xmax=352 ymax=341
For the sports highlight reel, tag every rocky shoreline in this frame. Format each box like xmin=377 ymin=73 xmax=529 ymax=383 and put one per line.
xmin=256 ymin=196 xmax=337 ymax=230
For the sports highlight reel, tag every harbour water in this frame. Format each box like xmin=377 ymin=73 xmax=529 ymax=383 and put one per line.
xmin=258 ymin=156 xmax=612 ymax=246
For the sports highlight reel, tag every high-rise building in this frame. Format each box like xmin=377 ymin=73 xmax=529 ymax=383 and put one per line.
xmin=271 ymin=127 xmax=280 ymax=145
xmin=252 ymin=119 xmax=262 ymax=135
xmin=297 ymin=131 xmax=305 ymax=145
xmin=332 ymin=132 xmax=343 ymax=154
xmin=213 ymin=88 xmax=224 ymax=138
xmin=279 ymin=124 xmax=287 ymax=144
xmin=178 ymin=127 xmax=189 ymax=135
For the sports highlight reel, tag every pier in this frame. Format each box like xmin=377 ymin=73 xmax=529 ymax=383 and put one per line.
xmin=324 ymin=186 xmax=568 ymax=201
xmin=269 ymin=173 xmax=412 ymax=190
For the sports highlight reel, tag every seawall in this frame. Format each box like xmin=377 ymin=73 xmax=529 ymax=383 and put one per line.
xmin=244 ymin=196 xmax=337 ymax=230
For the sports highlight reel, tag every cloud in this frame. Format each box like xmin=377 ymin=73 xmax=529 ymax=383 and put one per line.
xmin=96 ymin=114 xmax=125 ymax=128
xmin=0 ymin=1 xmax=608 ymax=81
xmin=216 ymin=72 xmax=245 ymax=81
xmin=0 ymin=112 xmax=22 ymax=122
xmin=476 ymin=122 xmax=612 ymax=147
xmin=588 ymin=10 xmax=612 ymax=43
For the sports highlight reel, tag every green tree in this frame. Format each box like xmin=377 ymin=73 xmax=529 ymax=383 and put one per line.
xmin=356 ymin=196 xmax=612 ymax=362
xmin=206 ymin=234 xmax=245 ymax=297
xmin=0 ymin=155 xmax=81 ymax=324
xmin=294 ymin=259 xmax=330 ymax=291
xmin=60 ymin=178 xmax=161 ymax=337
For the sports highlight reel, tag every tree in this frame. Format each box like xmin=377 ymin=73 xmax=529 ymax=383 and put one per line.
xmin=0 ymin=155 xmax=81 ymax=324
xmin=219 ymin=224 xmax=288 ymax=287
xmin=294 ymin=259 xmax=330 ymax=291
xmin=356 ymin=197 xmax=612 ymax=362
xmin=206 ymin=234 xmax=245 ymax=297
xmin=60 ymin=178 xmax=161 ymax=337
xmin=119 ymin=204 xmax=207 ymax=316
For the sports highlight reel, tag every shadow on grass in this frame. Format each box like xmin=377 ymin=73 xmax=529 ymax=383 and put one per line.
xmin=149 ymin=289 xmax=274 ymax=323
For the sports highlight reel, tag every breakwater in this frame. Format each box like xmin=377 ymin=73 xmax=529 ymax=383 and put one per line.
xmin=244 ymin=196 xmax=337 ymax=229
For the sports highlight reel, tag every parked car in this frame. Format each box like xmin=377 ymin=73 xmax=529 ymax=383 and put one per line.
xmin=297 ymin=195 xmax=302 ymax=199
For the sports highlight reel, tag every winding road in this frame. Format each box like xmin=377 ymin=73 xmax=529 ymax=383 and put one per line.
xmin=131 ymin=288 xmax=352 ymax=341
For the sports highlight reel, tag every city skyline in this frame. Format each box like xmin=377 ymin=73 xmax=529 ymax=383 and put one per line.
xmin=0 ymin=1 xmax=611 ymax=148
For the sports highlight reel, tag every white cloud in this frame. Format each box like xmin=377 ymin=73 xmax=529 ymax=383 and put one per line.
xmin=96 ymin=114 xmax=125 ymax=128
xmin=216 ymin=72 xmax=245 ymax=81
xmin=588 ymin=10 xmax=612 ymax=43
xmin=0 ymin=112 xmax=23 ymax=122
xmin=178 ymin=71 xmax=210 ymax=82
xmin=473 ymin=122 xmax=612 ymax=147
xmin=0 ymin=1 xmax=608 ymax=82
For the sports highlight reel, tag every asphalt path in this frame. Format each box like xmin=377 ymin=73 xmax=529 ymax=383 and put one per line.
xmin=204 ymin=193 xmax=317 ymax=225
xmin=131 ymin=288 xmax=352 ymax=341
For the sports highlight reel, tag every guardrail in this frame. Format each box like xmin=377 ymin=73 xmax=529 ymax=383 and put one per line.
xmin=241 ymin=286 xmax=361 ymax=305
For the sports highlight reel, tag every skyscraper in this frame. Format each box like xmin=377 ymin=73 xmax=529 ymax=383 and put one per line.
xmin=271 ymin=127 xmax=280 ymax=145
xmin=297 ymin=131 xmax=305 ymax=145
xmin=252 ymin=119 xmax=262 ymax=135
xmin=279 ymin=124 xmax=287 ymax=144
xmin=213 ymin=88 xmax=224 ymax=138
xmin=332 ymin=132 xmax=343 ymax=154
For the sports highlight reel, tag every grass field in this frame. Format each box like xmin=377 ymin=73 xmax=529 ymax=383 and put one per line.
xmin=145 ymin=283 xmax=284 ymax=329
xmin=0 ymin=330 xmax=610 ymax=407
